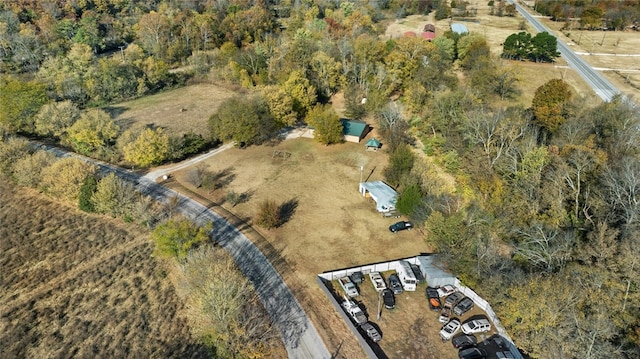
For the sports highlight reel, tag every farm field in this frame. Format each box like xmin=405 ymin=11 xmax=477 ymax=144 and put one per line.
xmin=0 ymin=181 xmax=208 ymax=358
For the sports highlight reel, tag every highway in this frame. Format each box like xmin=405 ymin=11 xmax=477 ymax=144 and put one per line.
xmin=508 ymin=0 xmax=620 ymax=102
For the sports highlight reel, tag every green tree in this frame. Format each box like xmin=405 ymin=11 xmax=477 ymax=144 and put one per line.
xmin=283 ymin=70 xmax=317 ymax=119
xmin=78 ymin=175 xmax=98 ymax=212
xmin=530 ymin=31 xmax=560 ymax=63
xmin=502 ymin=31 xmax=532 ymax=60
xmin=396 ymin=183 xmax=422 ymax=217
xmin=151 ymin=217 xmax=212 ymax=261
xmin=209 ymin=95 xmax=278 ymax=146
xmin=66 ymin=108 xmax=120 ymax=155
xmin=92 ymin=172 xmax=137 ymax=217
xmin=40 ymin=157 xmax=97 ymax=202
xmin=305 ymin=104 xmax=343 ymax=145
xmin=384 ymin=144 xmax=416 ymax=187
xmin=0 ymin=77 xmax=48 ymax=133
xmin=532 ymin=79 xmax=573 ymax=135
xmin=580 ymin=6 xmax=604 ymax=30
xmin=123 ymin=127 xmax=171 ymax=167
xmin=12 ymin=150 xmax=57 ymax=188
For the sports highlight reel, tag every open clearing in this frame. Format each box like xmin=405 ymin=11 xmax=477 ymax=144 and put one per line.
xmin=0 ymin=182 xmax=207 ymax=358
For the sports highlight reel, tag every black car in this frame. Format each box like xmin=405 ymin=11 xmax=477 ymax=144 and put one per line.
xmin=452 ymin=334 xmax=478 ymax=349
xmin=350 ymin=271 xmax=364 ymax=284
xmin=382 ymin=289 xmax=395 ymax=309
xmin=458 ymin=347 xmax=487 ymax=359
xmin=453 ymin=297 xmax=474 ymax=316
xmin=389 ymin=221 xmax=413 ymax=233
xmin=388 ymin=274 xmax=403 ymax=294
xmin=426 ymin=287 xmax=442 ymax=310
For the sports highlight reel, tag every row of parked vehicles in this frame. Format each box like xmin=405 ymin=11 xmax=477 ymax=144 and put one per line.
xmin=425 ymin=284 xmax=495 ymax=359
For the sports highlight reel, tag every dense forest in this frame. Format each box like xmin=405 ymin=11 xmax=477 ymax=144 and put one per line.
xmin=1 ymin=0 xmax=639 ymax=358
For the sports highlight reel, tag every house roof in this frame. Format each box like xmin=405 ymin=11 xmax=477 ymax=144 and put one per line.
xmin=451 ymin=23 xmax=469 ymax=34
xmin=366 ymin=138 xmax=381 ymax=148
xmin=421 ymin=31 xmax=436 ymax=40
xmin=359 ymin=181 xmax=397 ymax=212
xmin=340 ymin=119 xmax=368 ymax=137
xmin=423 ymin=23 xmax=436 ymax=32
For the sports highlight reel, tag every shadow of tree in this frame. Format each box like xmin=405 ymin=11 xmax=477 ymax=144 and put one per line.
xmin=213 ymin=167 xmax=235 ymax=189
xmin=278 ymin=198 xmax=298 ymax=227
xmin=102 ymin=106 xmax=129 ymax=118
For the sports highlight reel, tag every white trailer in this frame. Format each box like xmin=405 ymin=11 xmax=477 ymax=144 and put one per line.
xmin=396 ymin=260 xmax=417 ymax=291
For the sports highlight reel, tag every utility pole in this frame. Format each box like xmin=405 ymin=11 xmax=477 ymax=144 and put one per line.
xmin=359 ymin=165 xmax=364 ymax=184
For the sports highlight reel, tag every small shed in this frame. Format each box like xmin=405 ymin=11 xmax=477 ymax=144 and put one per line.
xmin=423 ymin=23 xmax=436 ymax=32
xmin=341 ymin=119 xmax=369 ymax=143
xmin=451 ymin=23 xmax=469 ymax=35
xmin=421 ymin=31 xmax=436 ymax=41
xmin=365 ymin=138 xmax=381 ymax=151
xmin=359 ymin=181 xmax=397 ymax=212
xmin=416 ymin=255 xmax=456 ymax=287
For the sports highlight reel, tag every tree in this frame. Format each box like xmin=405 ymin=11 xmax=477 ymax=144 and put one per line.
xmin=209 ymin=95 xmax=278 ymax=146
xmin=12 ymin=150 xmax=56 ymax=188
xmin=532 ymin=79 xmax=573 ymax=135
xmin=0 ymin=136 xmax=31 ymax=176
xmin=396 ymin=184 xmax=422 ymax=217
xmin=502 ymin=31 xmax=532 ymax=60
xmin=34 ymin=100 xmax=80 ymax=138
xmin=305 ymin=104 xmax=343 ymax=145
xmin=0 ymin=76 xmax=48 ymax=133
xmin=151 ymin=217 xmax=212 ymax=261
xmin=256 ymin=199 xmax=281 ymax=229
xmin=123 ymin=127 xmax=170 ymax=167
xmin=66 ymin=108 xmax=119 ymax=155
xmin=530 ymin=31 xmax=560 ymax=63
xmin=262 ymin=85 xmax=297 ymax=127
xmin=78 ymin=175 xmax=98 ymax=212
xmin=92 ymin=172 xmax=137 ymax=218
xmin=134 ymin=11 xmax=169 ymax=59
xmin=40 ymin=157 xmax=97 ymax=202
xmin=581 ymin=6 xmax=604 ymax=30
xmin=384 ymin=143 xmax=416 ymax=188
xmin=283 ymin=70 xmax=317 ymax=119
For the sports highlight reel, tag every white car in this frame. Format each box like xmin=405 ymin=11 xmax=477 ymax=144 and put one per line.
xmin=437 ymin=284 xmax=456 ymax=297
xmin=439 ymin=318 xmax=461 ymax=341
xmin=461 ymin=318 xmax=491 ymax=335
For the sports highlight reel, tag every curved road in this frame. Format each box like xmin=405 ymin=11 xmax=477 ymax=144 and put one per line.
xmin=36 ymin=144 xmax=331 ymax=359
xmin=508 ymin=0 xmax=620 ymax=102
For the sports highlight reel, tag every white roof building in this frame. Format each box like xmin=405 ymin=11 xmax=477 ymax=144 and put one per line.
xmin=358 ymin=181 xmax=397 ymax=212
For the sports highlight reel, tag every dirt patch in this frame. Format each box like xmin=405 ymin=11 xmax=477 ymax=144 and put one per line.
xmin=0 ymin=182 xmax=207 ymax=358
xmin=109 ymin=83 xmax=238 ymax=135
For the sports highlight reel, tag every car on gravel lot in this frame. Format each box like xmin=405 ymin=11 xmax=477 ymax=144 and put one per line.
xmin=453 ymin=297 xmax=474 ymax=316
xmin=361 ymin=322 xmax=382 ymax=342
xmin=461 ymin=318 xmax=491 ymax=335
xmin=388 ymin=273 xmax=403 ymax=294
xmin=382 ymin=289 xmax=396 ymax=309
xmin=439 ymin=307 xmax=452 ymax=324
xmin=458 ymin=347 xmax=487 ymax=359
xmin=437 ymin=284 xmax=456 ymax=297
xmin=452 ymin=334 xmax=478 ymax=349
xmin=426 ymin=287 xmax=442 ymax=310
xmin=440 ymin=318 xmax=461 ymax=341
xmin=350 ymin=271 xmax=364 ymax=284
xmin=388 ymin=221 xmax=413 ymax=232
xmin=444 ymin=291 xmax=465 ymax=309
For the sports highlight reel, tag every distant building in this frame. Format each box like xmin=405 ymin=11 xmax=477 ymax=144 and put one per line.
xmin=421 ymin=31 xmax=436 ymax=41
xmin=341 ymin=119 xmax=369 ymax=143
xmin=365 ymin=138 xmax=381 ymax=151
xmin=451 ymin=23 xmax=469 ymax=34
xmin=359 ymin=181 xmax=397 ymax=213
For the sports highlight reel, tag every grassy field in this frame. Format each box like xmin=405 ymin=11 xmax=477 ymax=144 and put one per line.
xmin=0 ymin=181 xmax=208 ymax=358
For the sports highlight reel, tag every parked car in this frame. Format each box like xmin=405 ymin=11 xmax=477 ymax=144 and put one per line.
xmin=338 ymin=276 xmax=359 ymax=297
xmin=458 ymin=347 xmax=487 ymax=359
xmin=444 ymin=291 xmax=465 ymax=309
xmin=440 ymin=318 xmax=461 ymax=341
xmin=426 ymin=287 xmax=442 ymax=310
xmin=389 ymin=221 xmax=413 ymax=233
xmin=388 ymin=273 xmax=403 ymax=294
xmin=452 ymin=334 xmax=478 ymax=349
xmin=350 ymin=271 xmax=364 ymax=284
xmin=439 ymin=307 xmax=452 ymax=324
xmin=437 ymin=284 xmax=456 ymax=297
xmin=382 ymin=289 xmax=395 ymax=309
xmin=361 ymin=322 xmax=382 ymax=342
xmin=453 ymin=297 xmax=474 ymax=316
xmin=461 ymin=318 xmax=491 ymax=335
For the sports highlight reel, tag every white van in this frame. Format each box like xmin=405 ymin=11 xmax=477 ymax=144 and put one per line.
xmin=396 ymin=260 xmax=417 ymax=291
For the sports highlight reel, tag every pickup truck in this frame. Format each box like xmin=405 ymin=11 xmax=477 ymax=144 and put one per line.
xmin=341 ymin=297 xmax=367 ymax=325
xmin=339 ymin=276 xmax=359 ymax=297
xmin=368 ymin=272 xmax=387 ymax=292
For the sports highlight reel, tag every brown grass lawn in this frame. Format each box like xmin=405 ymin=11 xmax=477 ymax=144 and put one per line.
xmin=109 ymin=82 xmax=238 ymax=136
xmin=0 ymin=181 xmax=208 ymax=358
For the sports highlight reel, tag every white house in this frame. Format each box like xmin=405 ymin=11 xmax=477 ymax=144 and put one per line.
xmin=358 ymin=181 xmax=397 ymax=212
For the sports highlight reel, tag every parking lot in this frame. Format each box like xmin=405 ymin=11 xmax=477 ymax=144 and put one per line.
xmin=327 ymin=268 xmax=508 ymax=359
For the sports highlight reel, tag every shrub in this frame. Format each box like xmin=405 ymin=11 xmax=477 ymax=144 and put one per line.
xmin=255 ymin=199 xmax=280 ymax=229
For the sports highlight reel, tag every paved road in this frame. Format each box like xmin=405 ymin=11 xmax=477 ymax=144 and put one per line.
xmin=35 ymin=143 xmax=331 ymax=359
xmin=508 ymin=0 xmax=621 ymax=102
xmin=144 ymin=142 xmax=236 ymax=181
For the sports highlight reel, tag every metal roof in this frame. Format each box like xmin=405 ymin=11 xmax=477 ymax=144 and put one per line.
xmin=340 ymin=119 xmax=368 ymax=137
xmin=451 ymin=23 xmax=469 ymax=34
xmin=359 ymin=181 xmax=397 ymax=212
